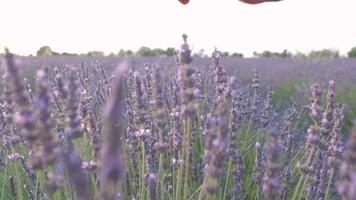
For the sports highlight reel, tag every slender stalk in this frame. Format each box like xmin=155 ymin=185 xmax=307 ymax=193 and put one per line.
xmin=10 ymin=146 xmax=24 ymax=200
xmin=188 ymin=185 xmax=202 ymax=200
xmin=140 ymin=141 xmax=146 ymax=200
xmin=34 ymin=172 xmax=39 ymax=200
xmin=183 ymin=117 xmax=191 ymax=200
xmin=1 ymin=156 xmax=7 ymax=200
xmin=324 ymin=168 xmax=335 ymax=200
xmin=175 ymin=151 xmax=183 ymax=200
xmin=159 ymin=152 xmax=164 ymax=199
xmin=291 ymin=147 xmax=315 ymax=200
xmin=222 ymin=159 xmax=232 ymax=200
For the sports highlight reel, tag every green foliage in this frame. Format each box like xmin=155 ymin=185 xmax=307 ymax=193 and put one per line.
xmin=222 ymin=52 xmax=230 ymax=57
xmin=61 ymin=52 xmax=77 ymax=56
xmin=271 ymin=79 xmax=309 ymax=111
xmin=118 ymin=49 xmax=133 ymax=56
xmin=136 ymin=46 xmax=176 ymax=56
xmin=253 ymin=49 xmax=292 ymax=58
xmin=230 ymin=52 xmax=244 ymax=58
xmin=86 ymin=51 xmax=105 ymax=57
xmin=308 ymin=49 xmax=339 ymax=58
xmin=136 ymin=46 xmax=156 ymax=56
xmin=36 ymin=46 xmax=59 ymax=56
xmin=165 ymin=48 xmax=175 ymax=56
xmin=347 ymin=46 xmax=356 ymax=58
xmin=335 ymin=84 xmax=356 ymax=133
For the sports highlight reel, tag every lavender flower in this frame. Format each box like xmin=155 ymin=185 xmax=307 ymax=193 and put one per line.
xmin=262 ymin=129 xmax=282 ymax=199
xmin=99 ymin=61 xmax=127 ymax=200
xmin=337 ymin=125 xmax=356 ymax=199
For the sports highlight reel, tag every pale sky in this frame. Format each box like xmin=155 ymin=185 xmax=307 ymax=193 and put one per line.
xmin=0 ymin=0 xmax=356 ymax=56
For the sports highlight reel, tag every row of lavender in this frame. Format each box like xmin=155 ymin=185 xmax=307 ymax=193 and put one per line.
xmin=0 ymin=36 xmax=355 ymax=200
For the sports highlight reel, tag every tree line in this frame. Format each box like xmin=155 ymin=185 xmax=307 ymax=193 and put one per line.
xmin=35 ymin=45 xmax=356 ymax=58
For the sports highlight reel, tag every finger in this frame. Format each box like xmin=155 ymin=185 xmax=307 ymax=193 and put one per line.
xmin=178 ymin=0 xmax=189 ymax=5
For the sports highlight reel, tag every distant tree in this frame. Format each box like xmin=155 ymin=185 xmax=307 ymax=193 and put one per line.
xmin=293 ymin=51 xmax=307 ymax=58
xmin=308 ymin=49 xmax=339 ymax=58
xmin=62 ymin=52 xmax=77 ymax=56
xmin=231 ymin=52 xmax=244 ymax=58
xmin=136 ymin=46 xmax=155 ymax=56
xmin=347 ymin=47 xmax=356 ymax=58
xmin=87 ymin=51 xmax=105 ymax=57
xmin=118 ymin=49 xmax=134 ymax=56
xmin=118 ymin=49 xmax=126 ymax=56
xmin=222 ymin=51 xmax=230 ymax=57
xmin=126 ymin=50 xmax=134 ymax=56
xmin=197 ymin=49 xmax=205 ymax=57
xmin=261 ymin=50 xmax=273 ymax=58
xmin=108 ymin=52 xmax=116 ymax=57
xmin=253 ymin=50 xmax=291 ymax=58
xmin=280 ymin=49 xmax=292 ymax=58
xmin=36 ymin=46 xmax=54 ymax=56
xmin=165 ymin=48 xmax=175 ymax=56
xmin=153 ymin=48 xmax=166 ymax=56
xmin=136 ymin=47 xmax=177 ymax=56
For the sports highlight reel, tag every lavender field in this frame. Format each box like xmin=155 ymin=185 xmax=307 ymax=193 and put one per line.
xmin=1 ymin=38 xmax=356 ymax=200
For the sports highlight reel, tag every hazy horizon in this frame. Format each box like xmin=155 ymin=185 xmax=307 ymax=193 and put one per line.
xmin=1 ymin=0 xmax=356 ymax=56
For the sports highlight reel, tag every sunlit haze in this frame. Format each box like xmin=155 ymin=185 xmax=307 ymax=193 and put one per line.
xmin=1 ymin=0 xmax=356 ymax=56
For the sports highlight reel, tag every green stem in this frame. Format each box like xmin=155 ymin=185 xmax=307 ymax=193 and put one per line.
xmin=188 ymin=185 xmax=202 ymax=200
xmin=324 ymin=168 xmax=335 ymax=200
xmin=34 ymin=172 xmax=39 ymax=200
xmin=90 ymin=173 xmax=98 ymax=198
xmin=10 ymin=146 xmax=24 ymax=200
xmin=140 ymin=141 xmax=146 ymax=200
xmin=175 ymin=151 xmax=183 ymax=200
xmin=291 ymin=147 xmax=315 ymax=200
xmin=198 ymin=176 xmax=207 ymax=200
xmin=183 ymin=117 xmax=191 ymax=200
xmin=222 ymin=159 xmax=232 ymax=200
xmin=1 ymin=158 xmax=7 ymax=200
xmin=158 ymin=152 xmax=164 ymax=199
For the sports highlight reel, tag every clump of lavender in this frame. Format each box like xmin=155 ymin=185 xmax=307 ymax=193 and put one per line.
xmin=316 ymin=80 xmax=337 ymax=199
xmin=337 ymin=125 xmax=356 ymax=200
xmin=99 ymin=61 xmax=127 ymax=200
xmin=152 ymin=66 xmax=168 ymax=199
xmin=201 ymin=114 xmax=218 ymax=194
xmin=252 ymin=141 xmax=265 ymax=186
xmin=315 ymin=104 xmax=343 ymax=199
xmin=152 ymin=67 xmax=168 ymax=151
xmin=62 ymin=134 xmax=90 ymax=200
xmin=201 ymin=78 xmax=234 ymax=197
xmin=309 ymin=83 xmax=324 ymax=126
xmin=27 ymin=69 xmax=58 ymax=170
xmin=321 ymin=80 xmax=336 ymax=136
xmin=176 ymin=34 xmax=199 ymax=200
xmin=227 ymin=92 xmax=245 ymax=200
xmin=250 ymin=69 xmax=260 ymax=122
xmin=66 ymin=72 xmax=83 ymax=138
xmin=211 ymin=49 xmax=228 ymax=97
xmin=4 ymin=48 xmax=36 ymax=142
xmin=292 ymin=83 xmax=324 ymax=200
xmin=178 ymin=34 xmax=198 ymax=117
xmin=54 ymin=67 xmax=67 ymax=99
xmin=281 ymin=104 xmax=297 ymax=197
xmin=262 ymin=89 xmax=274 ymax=127
xmin=1 ymin=66 xmax=18 ymax=146
xmin=262 ymin=129 xmax=282 ymax=199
